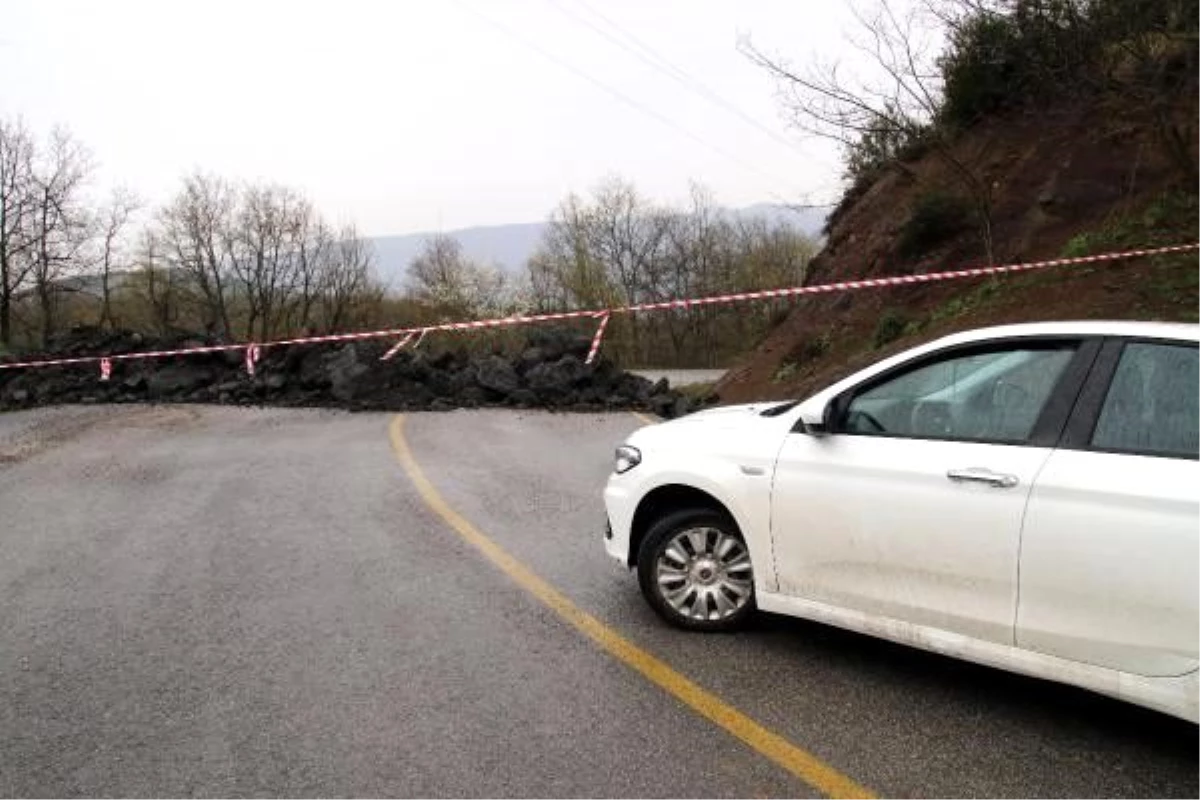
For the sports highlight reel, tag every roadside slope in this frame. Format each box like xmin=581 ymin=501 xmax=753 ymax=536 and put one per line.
xmin=717 ymin=90 xmax=1198 ymax=404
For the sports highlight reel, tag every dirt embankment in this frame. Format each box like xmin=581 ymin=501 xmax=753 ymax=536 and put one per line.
xmin=0 ymin=327 xmax=701 ymax=417
xmin=717 ymin=93 xmax=1199 ymax=404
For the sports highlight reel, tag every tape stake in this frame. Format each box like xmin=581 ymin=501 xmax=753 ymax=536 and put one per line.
xmin=411 ymin=329 xmax=428 ymax=350
xmin=99 ymin=358 xmax=112 ymax=382
xmin=380 ymin=331 xmax=416 ymax=361
xmin=245 ymin=344 xmax=261 ymax=376
xmin=586 ymin=312 xmax=611 ymax=366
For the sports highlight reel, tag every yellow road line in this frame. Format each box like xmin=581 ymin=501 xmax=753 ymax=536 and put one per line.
xmin=630 ymin=410 xmax=658 ymax=426
xmin=388 ymin=415 xmax=874 ymax=800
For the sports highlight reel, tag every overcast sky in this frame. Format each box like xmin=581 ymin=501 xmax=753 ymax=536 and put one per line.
xmin=2 ymin=0 xmax=862 ymax=236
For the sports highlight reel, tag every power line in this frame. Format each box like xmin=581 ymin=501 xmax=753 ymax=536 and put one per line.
xmin=554 ymin=0 xmax=810 ymax=158
xmin=454 ymin=0 xmax=811 ymax=210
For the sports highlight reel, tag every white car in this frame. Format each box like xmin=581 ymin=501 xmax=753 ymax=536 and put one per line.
xmin=604 ymin=321 xmax=1199 ymax=721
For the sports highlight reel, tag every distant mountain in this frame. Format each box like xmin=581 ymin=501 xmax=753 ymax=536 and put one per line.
xmin=736 ymin=203 xmax=828 ymax=234
xmin=369 ymin=221 xmax=545 ymax=290
xmin=369 ymin=204 xmax=828 ymax=287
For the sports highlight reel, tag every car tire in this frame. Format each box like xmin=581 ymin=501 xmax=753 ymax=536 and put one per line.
xmin=637 ymin=508 xmax=756 ymax=632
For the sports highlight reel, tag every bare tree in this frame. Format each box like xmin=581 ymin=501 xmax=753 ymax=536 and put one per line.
xmin=405 ymin=234 xmax=513 ymax=319
xmin=160 ymin=173 xmax=236 ymax=338
xmin=524 ymin=179 xmax=819 ymax=367
xmin=525 ymin=193 xmax=610 ymax=311
xmin=27 ymin=128 xmax=93 ymax=344
xmin=741 ymin=0 xmax=997 ymax=260
xmin=290 ymin=204 xmax=331 ymax=332
xmin=133 ymin=228 xmax=180 ymax=335
xmin=321 ymin=225 xmax=378 ymax=332
xmin=228 ymin=183 xmax=305 ymax=340
xmin=584 ymin=178 xmax=672 ymax=361
xmin=0 ymin=117 xmax=36 ymax=348
xmin=655 ymin=185 xmax=728 ymax=360
xmin=586 ymin=178 xmax=669 ymax=307
xmin=96 ymin=187 xmax=140 ymax=330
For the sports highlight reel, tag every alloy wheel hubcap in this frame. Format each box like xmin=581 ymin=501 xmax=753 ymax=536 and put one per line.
xmin=655 ymin=527 xmax=753 ymax=621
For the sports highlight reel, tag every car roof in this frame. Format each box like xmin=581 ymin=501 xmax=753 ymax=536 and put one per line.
xmin=935 ymin=320 xmax=1199 ymax=346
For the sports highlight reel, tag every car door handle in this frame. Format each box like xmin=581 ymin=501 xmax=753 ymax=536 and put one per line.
xmin=946 ymin=467 xmax=1020 ymax=488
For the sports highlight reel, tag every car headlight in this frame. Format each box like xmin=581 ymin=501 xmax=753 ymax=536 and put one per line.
xmin=614 ymin=444 xmax=642 ymax=474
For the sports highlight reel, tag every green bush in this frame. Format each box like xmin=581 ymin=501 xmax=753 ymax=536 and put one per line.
xmin=843 ymin=121 xmax=931 ymax=185
xmin=1061 ymin=232 xmax=1101 ymax=258
xmin=771 ymin=361 xmax=798 ymax=384
xmin=1061 ymin=192 xmax=1199 ymax=256
xmin=939 ymin=13 xmax=1024 ymax=127
xmin=928 ymin=279 xmax=1004 ymax=325
xmin=938 ymin=1 xmax=1100 ymax=128
xmin=873 ymin=310 xmax=909 ymax=348
xmin=771 ymin=332 xmax=832 ymax=383
xmin=896 ymin=192 xmax=973 ymax=258
xmin=938 ymin=0 xmax=1198 ymax=129
xmin=794 ymin=331 xmax=831 ymax=362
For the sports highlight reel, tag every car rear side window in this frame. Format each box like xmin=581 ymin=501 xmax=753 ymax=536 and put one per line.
xmin=842 ymin=345 xmax=1077 ymax=444
xmin=1090 ymin=342 xmax=1199 ymax=459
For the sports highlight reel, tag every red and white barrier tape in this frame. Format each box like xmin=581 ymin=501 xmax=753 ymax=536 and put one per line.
xmin=623 ymin=242 xmax=1200 ymax=312
xmin=0 ymin=341 xmax=250 ymax=371
xmin=0 ymin=242 xmax=1194 ymax=374
xmin=380 ymin=331 xmax=417 ymax=362
xmin=585 ymin=312 xmax=610 ymax=365
xmin=99 ymin=358 xmax=112 ymax=382
xmin=244 ymin=344 xmax=261 ymax=376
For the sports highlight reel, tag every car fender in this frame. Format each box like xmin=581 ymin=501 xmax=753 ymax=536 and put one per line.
xmin=625 ymin=451 xmax=779 ymax=593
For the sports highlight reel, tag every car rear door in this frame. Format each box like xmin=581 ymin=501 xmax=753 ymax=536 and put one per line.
xmin=770 ymin=337 xmax=1097 ymax=646
xmin=1016 ymin=337 xmax=1200 ymax=676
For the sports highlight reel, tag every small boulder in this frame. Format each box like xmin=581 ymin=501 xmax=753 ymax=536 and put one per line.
xmin=649 ymin=393 xmax=676 ymax=417
xmin=147 ymin=365 xmax=208 ymax=397
xmin=327 ymin=345 xmax=368 ymax=401
xmin=526 ymin=356 xmax=587 ymax=395
xmin=475 ymin=356 xmax=520 ymax=396
xmin=509 ymin=389 xmax=538 ymax=407
xmin=515 ymin=347 xmax=547 ymax=374
xmin=459 ymin=386 xmax=489 ymax=407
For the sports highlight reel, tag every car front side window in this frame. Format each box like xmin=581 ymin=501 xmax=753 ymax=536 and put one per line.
xmin=840 ymin=344 xmax=1078 ymax=444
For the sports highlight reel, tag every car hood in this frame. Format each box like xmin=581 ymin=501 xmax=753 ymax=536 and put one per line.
xmin=681 ymin=401 xmax=789 ymax=422
xmin=627 ymin=400 xmax=796 ymax=458
xmin=639 ymin=402 xmax=793 ymax=438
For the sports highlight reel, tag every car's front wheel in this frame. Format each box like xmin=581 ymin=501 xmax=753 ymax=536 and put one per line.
xmin=637 ymin=509 xmax=755 ymax=632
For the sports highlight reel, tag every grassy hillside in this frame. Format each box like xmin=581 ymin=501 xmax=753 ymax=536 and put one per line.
xmin=717 ymin=49 xmax=1197 ymax=403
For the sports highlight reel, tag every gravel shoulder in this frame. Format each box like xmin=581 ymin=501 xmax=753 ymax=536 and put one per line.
xmin=632 ymin=368 xmax=726 ymax=387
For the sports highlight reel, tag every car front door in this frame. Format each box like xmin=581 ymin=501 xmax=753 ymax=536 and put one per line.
xmin=770 ymin=337 xmax=1095 ymax=645
xmin=1017 ymin=338 xmax=1199 ymax=676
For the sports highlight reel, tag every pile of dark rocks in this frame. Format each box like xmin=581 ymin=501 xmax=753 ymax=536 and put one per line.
xmin=0 ymin=326 xmax=703 ymax=418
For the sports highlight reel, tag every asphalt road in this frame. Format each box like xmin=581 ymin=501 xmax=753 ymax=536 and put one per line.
xmin=0 ymin=405 xmax=1195 ymax=798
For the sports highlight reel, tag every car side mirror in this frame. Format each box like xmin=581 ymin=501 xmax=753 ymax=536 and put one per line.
xmin=795 ymin=398 xmax=833 ymax=434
